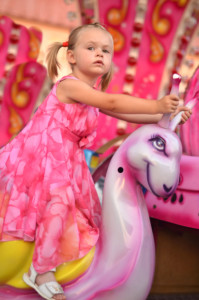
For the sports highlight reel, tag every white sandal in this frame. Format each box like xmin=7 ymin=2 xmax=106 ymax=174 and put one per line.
xmin=23 ymin=264 xmax=65 ymax=300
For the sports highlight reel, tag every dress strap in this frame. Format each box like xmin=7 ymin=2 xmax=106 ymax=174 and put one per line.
xmin=52 ymin=75 xmax=78 ymax=95
xmin=57 ymin=75 xmax=78 ymax=84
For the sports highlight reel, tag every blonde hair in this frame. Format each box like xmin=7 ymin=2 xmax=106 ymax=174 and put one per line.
xmin=46 ymin=23 xmax=114 ymax=91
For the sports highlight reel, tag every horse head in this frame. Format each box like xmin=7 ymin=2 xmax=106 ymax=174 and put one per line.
xmin=126 ymin=73 xmax=198 ymax=199
xmin=125 ymin=123 xmax=182 ymax=198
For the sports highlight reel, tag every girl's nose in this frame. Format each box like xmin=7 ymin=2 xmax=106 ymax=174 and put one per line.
xmin=96 ymin=49 xmax=103 ymax=56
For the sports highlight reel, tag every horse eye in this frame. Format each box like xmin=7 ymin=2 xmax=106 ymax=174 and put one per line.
xmin=150 ymin=136 xmax=165 ymax=152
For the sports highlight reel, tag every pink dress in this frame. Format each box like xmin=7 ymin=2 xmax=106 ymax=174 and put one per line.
xmin=0 ymin=76 xmax=101 ymax=273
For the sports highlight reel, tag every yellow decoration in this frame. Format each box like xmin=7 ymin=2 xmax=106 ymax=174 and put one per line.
xmin=28 ymin=30 xmax=41 ymax=60
xmin=152 ymin=0 xmax=170 ymax=35
xmin=107 ymin=0 xmax=128 ymax=26
xmin=149 ymin=34 xmax=164 ymax=63
xmin=11 ymin=64 xmax=29 ymax=108
xmin=8 ymin=107 xmax=24 ymax=135
xmin=108 ymin=26 xmax=125 ymax=52
xmin=172 ymin=0 xmax=188 ymax=7
xmin=0 ymin=31 xmax=3 ymax=46
xmin=0 ymin=241 xmax=95 ymax=288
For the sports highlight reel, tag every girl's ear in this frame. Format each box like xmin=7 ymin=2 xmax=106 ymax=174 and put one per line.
xmin=67 ymin=50 xmax=76 ymax=64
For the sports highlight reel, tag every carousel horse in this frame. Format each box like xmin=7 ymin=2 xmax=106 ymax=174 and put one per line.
xmin=0 ymin=74 xmax=197 ymax=300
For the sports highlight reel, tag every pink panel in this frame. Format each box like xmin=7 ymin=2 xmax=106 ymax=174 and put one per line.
xmin=0 ymin=16 xmax=12 ymax=78
xmin=0 ymin=61 xmax=46 ymax=147
xmin=0 ymin=16 xmax=47 ymax=147
xmin=0 ymin=16 xmax=42 ymax=78
xmin=133 ymin=0 xmax=188 ymax=98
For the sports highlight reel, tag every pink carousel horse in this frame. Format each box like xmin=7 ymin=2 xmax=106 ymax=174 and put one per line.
xmin=0 ymin=74 xmax=197 ymax=300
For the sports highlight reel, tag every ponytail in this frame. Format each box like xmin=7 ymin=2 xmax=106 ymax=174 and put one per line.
xmin=46 ymin=42 xmax=63 ymax=80
xmin=100 ymin=62 xmax=114 ymax=91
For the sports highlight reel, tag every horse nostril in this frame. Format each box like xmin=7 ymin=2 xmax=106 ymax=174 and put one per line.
xmin=163 ymin=184 xmax=172 ymax=193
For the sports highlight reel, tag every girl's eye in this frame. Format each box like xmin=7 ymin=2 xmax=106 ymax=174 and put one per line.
xmin=103 ymin=49 xmax=109 ymax=53
xmin=149 ymin=136 xmax=166 ymax=152
xmin=88 ymin=47 xmax=94 ymax=50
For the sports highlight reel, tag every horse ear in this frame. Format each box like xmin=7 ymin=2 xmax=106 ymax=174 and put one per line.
xmin=158 ymin=113 xmax=171 ymax=129
xmin=169 ymin=111 xmax=182 ymax=131
xmin=158 ymin=74 xmax=181 ymax=129
xmin=169 ymin=94 xmax=199 ymax=131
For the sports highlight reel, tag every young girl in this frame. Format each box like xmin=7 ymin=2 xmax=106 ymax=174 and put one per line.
xmin=0 ymin=23 xmax=191 ymax=300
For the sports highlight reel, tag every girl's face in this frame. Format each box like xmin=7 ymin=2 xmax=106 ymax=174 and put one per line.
xmin=68 ymin=28 xmax=113 ymax=82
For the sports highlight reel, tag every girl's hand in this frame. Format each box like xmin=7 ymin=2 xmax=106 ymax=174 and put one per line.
xmin=171 ymin=106 xmax=192 ymax=124
xmin=157 ymin=94 xmax=179 ymax=113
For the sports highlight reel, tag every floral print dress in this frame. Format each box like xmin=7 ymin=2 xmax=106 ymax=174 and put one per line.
xmin=0 ymin=76 xmax=101 ymax=273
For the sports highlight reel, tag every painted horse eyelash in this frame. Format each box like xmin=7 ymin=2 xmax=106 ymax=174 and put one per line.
xmin=149 ymin=134 xmax=160 ymax=141
xmin=149 ymin=134 xmax=165 ymax=143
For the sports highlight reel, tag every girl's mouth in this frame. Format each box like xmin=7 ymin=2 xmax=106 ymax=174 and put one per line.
xmin=94 ymin=60 xmax=103 ymax=65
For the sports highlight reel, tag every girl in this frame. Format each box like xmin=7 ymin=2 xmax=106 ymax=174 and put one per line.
xmin=0 ymin=23 xmax=191 ymax=300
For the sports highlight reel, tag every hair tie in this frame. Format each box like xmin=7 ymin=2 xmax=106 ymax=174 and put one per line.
xmin=62 ymin=41 xmax=69 ymax=47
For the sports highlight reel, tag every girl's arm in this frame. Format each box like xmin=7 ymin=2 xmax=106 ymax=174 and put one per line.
xmin=100 ymin=106 xmax=192 ymax=124
xmin=99 ymin=110 xmax=161 ymax=123
xmin=57 ymin=78 xmax=179 ymax=114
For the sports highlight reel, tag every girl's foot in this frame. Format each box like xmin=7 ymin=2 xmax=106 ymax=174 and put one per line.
xmin=28 ymin=268 xmax=66 ymax=300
